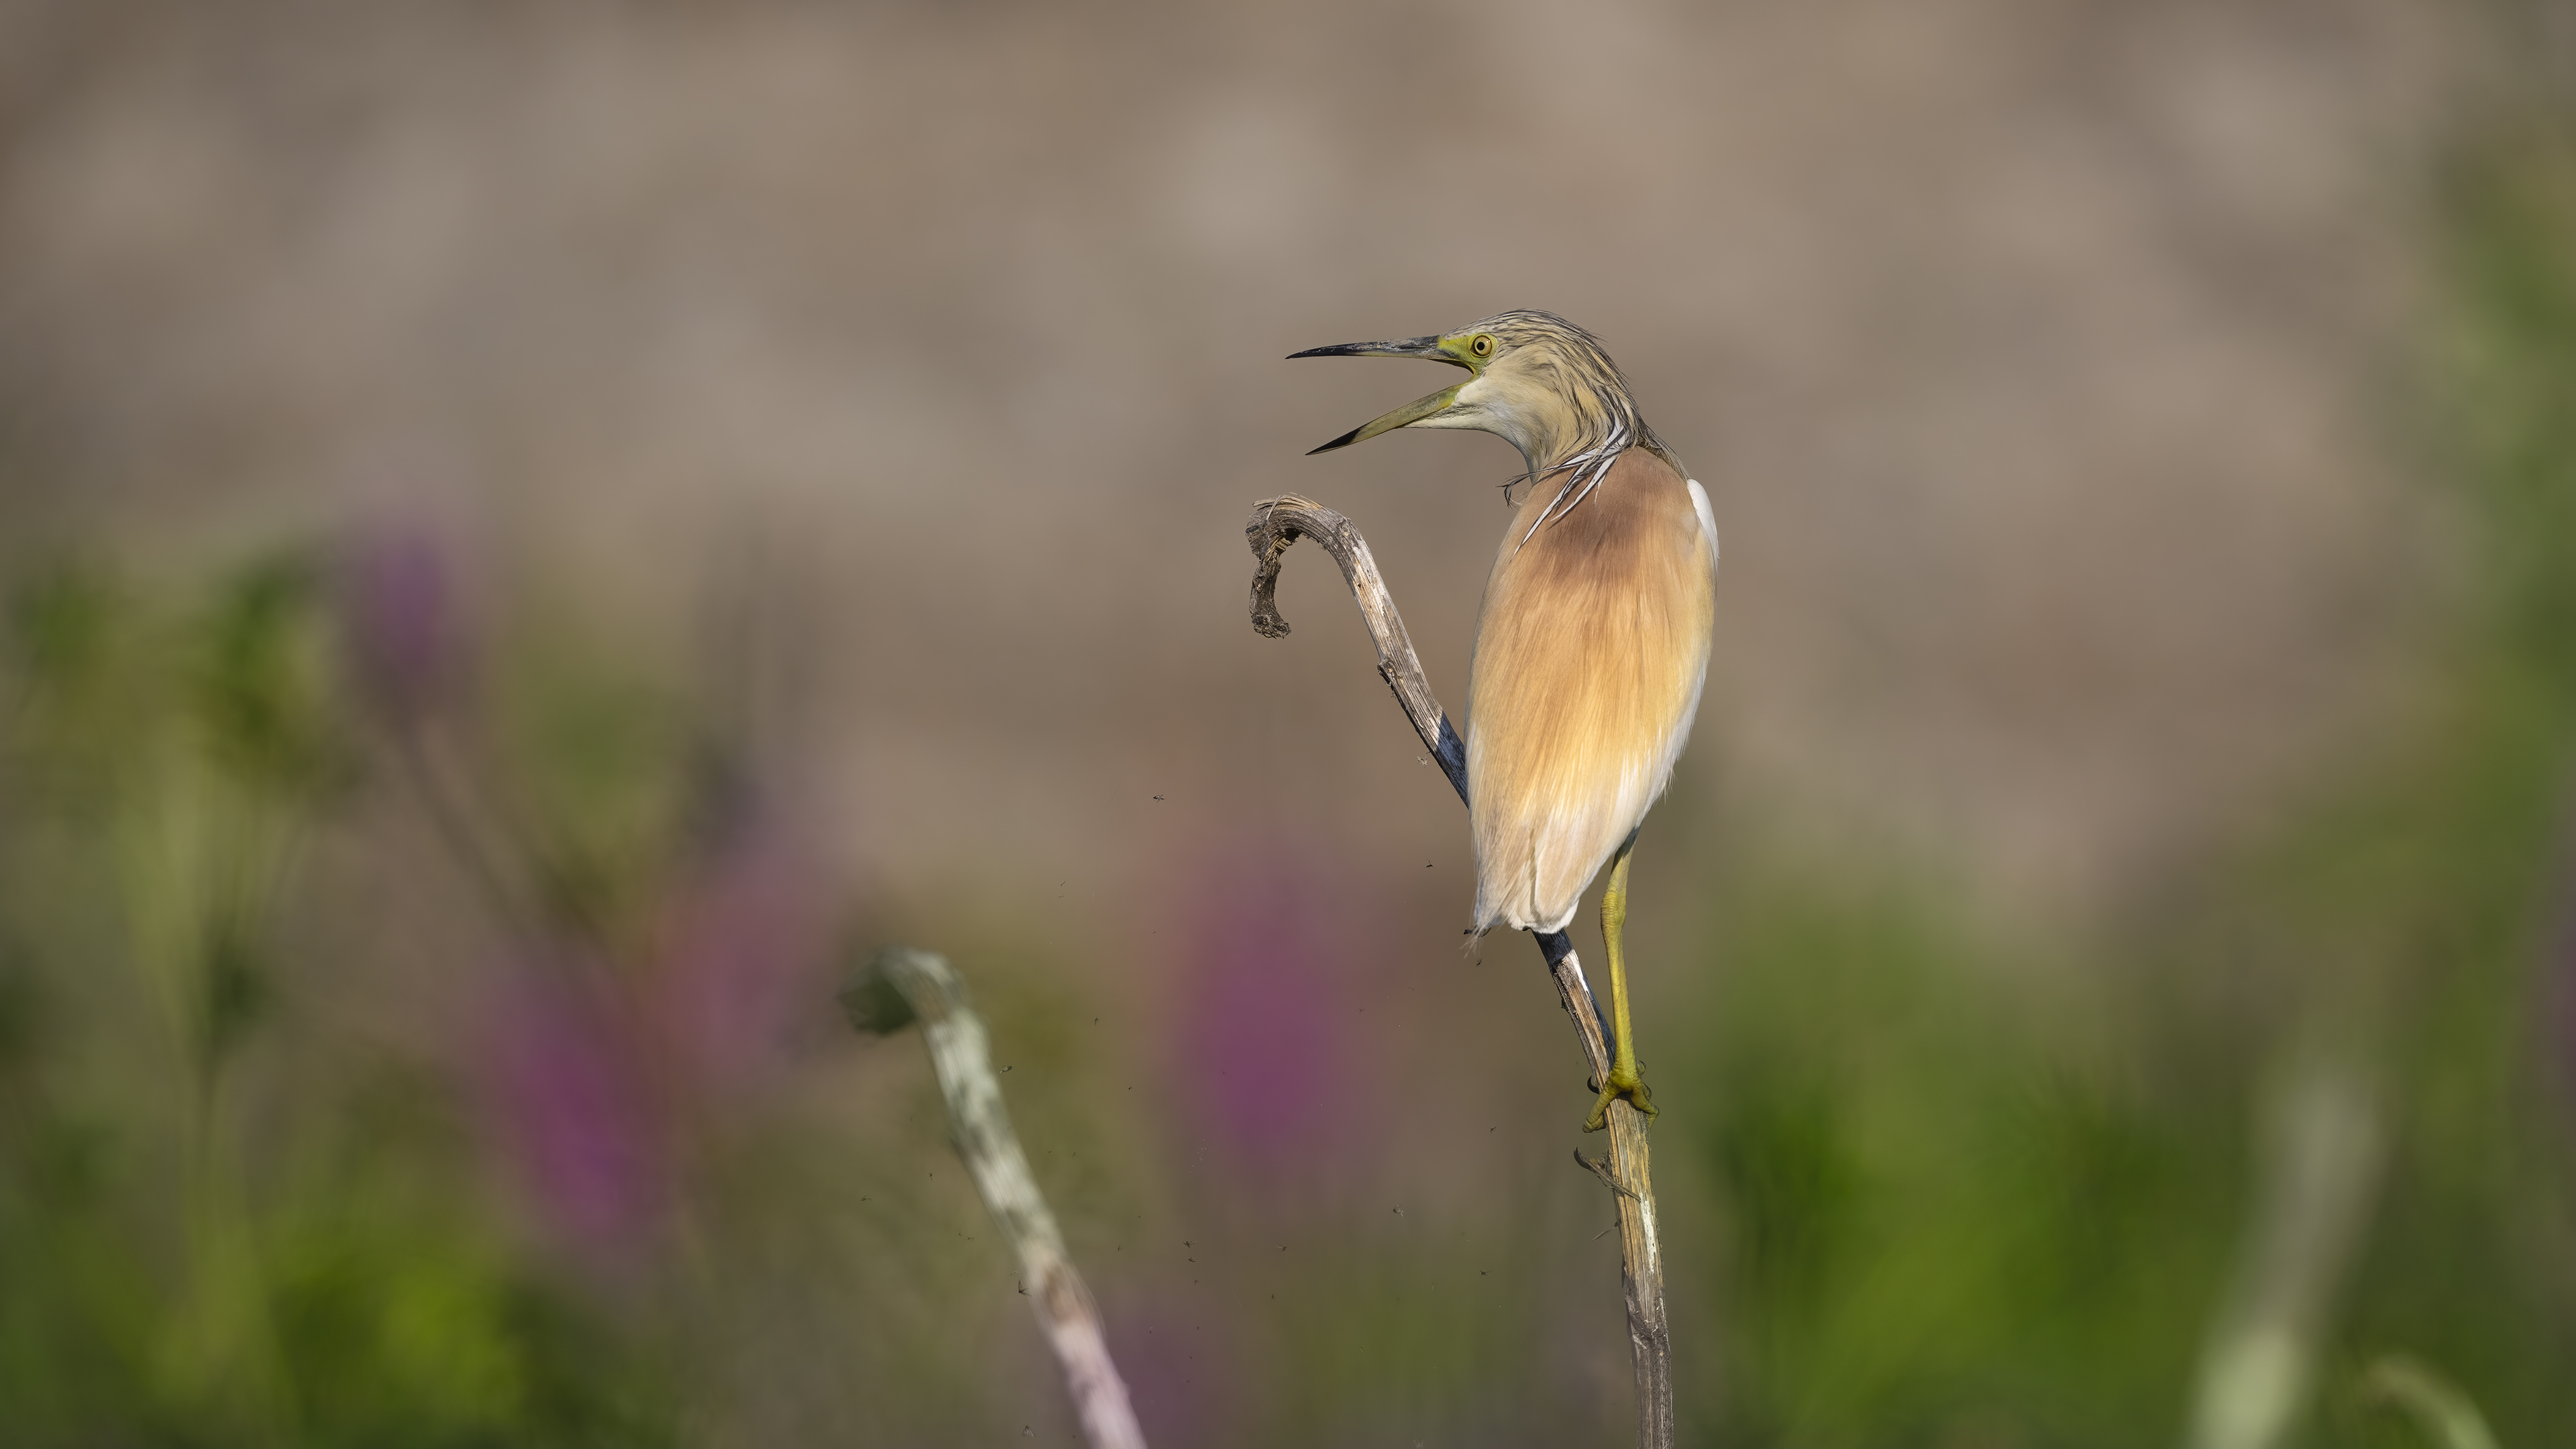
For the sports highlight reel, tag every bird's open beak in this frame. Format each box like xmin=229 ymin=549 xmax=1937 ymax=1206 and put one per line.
xmin=1289 ymin=335 xmax=1470 ymax=455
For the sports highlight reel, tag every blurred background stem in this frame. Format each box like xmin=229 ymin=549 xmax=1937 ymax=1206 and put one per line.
xmin=2182 ymin=1058 xmax=2381 ymax=1449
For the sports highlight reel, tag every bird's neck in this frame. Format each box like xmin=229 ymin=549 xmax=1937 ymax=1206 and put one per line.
xmin=1429 ymin=366 xmax=1662 ymax=480
xmin=1485 ymin=384 xmax=1639 ymax=479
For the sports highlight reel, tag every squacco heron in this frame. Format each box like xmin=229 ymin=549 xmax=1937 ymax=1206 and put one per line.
xmin=1293 ymin=311 xmax=1717 ymax=1131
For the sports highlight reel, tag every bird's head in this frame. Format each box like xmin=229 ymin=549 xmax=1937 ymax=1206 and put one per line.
xmin=1291 ymin=310 xmax=1662 ymax=476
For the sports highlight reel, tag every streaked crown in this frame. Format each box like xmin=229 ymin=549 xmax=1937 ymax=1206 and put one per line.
xmin=1449 ymin=311 xmax=1670 ymax=476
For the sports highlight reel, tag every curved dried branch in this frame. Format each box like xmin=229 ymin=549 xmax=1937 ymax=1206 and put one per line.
xmin=1247 ymin=495 xmax=1468 ymax=802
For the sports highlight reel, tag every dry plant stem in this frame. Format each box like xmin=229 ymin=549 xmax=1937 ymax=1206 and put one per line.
xmin=1246 ymin=494 xmax=1675 ymax=1449
xmin=388 ymin=720 xmax=535 ymax=934
xmin=850 ymin=948 xmax=1148 ymax=1449
xmin=2184 ymin=1059 xmax=2382 ymax=1449
xmin=1247 ymin=496 xmax=1468 ymax=795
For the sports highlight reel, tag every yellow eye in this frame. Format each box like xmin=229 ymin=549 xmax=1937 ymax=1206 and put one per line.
xmin=1470 ymin=334 xmax=1494 ymax=358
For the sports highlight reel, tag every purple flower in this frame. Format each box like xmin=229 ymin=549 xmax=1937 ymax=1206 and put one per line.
xmin=339 ymin=523 xmax=466 ymax=723
xmin=651 ymin=818 xmax=832 ymax=1093
xmin=1106 ymin=1291 xmax=1236 ymax=1447
xmin=487 ymin=973 xmax=665 ymax=1254
xmin=1176 ymin=840 xmax=1355 ymax=1168
xmin=472 ymin=808 xmax=836 ymax=1261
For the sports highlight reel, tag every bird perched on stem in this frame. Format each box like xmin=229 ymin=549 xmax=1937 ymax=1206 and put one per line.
xmin=1292 ymin=311 xmax=1717 ymax=1131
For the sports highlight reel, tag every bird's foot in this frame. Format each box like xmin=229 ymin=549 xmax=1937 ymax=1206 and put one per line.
xmin=1583 ymin=1063 xmax=1657 ymax=1132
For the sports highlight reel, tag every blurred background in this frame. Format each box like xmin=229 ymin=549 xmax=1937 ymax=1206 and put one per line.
xmin=2 ymin=1 xmax=2573 ymax=1444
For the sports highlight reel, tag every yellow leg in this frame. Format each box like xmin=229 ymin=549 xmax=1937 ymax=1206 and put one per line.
xmin=1584 ymin=837 xmax=1657 ymax=1132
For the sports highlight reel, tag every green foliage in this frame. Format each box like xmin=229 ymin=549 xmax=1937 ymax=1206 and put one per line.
xmin=1688 ymin=879 xmax=2230 ymax=1446
xmin=1672 ymin=99 xmax=2576 ymax=1449
xmin=190 ymin=552 xmax=347 ymax=800
xmin=495 ymin=637 xmax=695 ymax=939
xmin=0 ymin=558 xmax=687 ymax=1449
